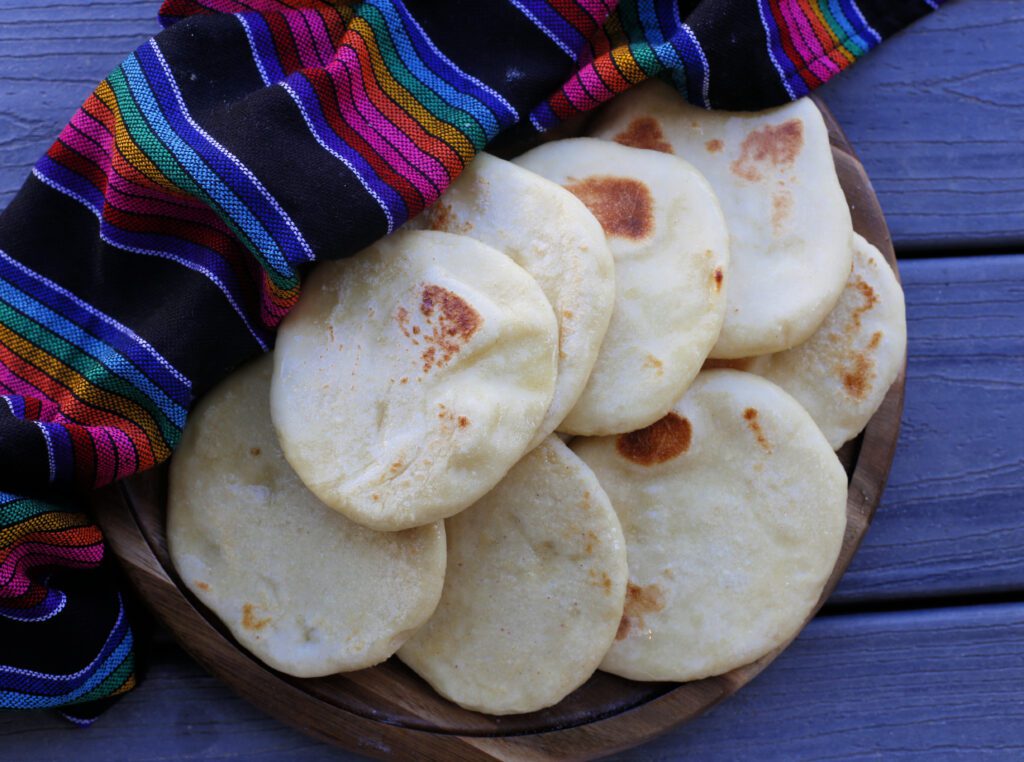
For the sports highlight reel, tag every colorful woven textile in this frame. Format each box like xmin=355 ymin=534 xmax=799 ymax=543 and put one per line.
xmin=0 ymin=0 xmax=941 ymax=716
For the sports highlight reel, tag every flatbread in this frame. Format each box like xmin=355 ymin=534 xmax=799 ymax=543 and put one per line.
xmin=398 ymin=436 xmax=628 ymax=715
xmin=167 ymin=356 xmax=446 ymax=678
xmin=271 ymin=229 xmax=558 ymax=531
xmin=514 ymin=138 xmax=729 ymax=435
xmin=416 ymin=153 xmax=615 ymax=447
xmin=573 ymin=370 xmax=847 ymax=682
xmin=716 ymin=234 xmax=906 ymax=448
xmin=590 ymin=80 xmax=852 ymax=358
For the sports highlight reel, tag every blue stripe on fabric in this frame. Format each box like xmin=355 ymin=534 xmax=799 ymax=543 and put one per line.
xmin=376 ymin=0 xmax=518 ymax=133
xmin=284 ymin=76 xmax=408 ymax=226
xmin=238 ymin=11 xmax=285 ymax=86
xmin=0 ymin=278 xmax=187 ymax=428
xmin=0 ymin=587 xmax=66 ymax=623
xmin=30 ymin=160 xmax=272 ymax=351
xmin=0 ymin=248 xmax=190 ymax=404
xmin=125 ymin=47 xmax=304 ymax=279
xmin=756 ymin=0 xmax=808 ymax=98
xmin=508 ymin=0 xmax=588 ymax=59
xmin=0 ymin=599 xmax=131 ymax=702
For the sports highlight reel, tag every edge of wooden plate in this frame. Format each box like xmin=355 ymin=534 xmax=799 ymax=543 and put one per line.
xmin=93 ymin=100 xmax=906 ymax=762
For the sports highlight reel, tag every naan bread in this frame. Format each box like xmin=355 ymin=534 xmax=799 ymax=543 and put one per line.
xmin=716 ymin=234 xmax=906 ymax=448
xmin=573 ymin=370 xmax=847 ymax=682
xmin=167 ymin=356 xmax=446 ymax=678
xmin=271 ymin=230 xmax=558 ymax=531
xmin=399 ymin=436 xmax=628 ymax=715
xmin=514 ymin=138 xmax=729 ymax=435
xmin=590 ymin=80 xmax=852 ymax=359
xmin=416 ymin=153 xmax=615 ymax=447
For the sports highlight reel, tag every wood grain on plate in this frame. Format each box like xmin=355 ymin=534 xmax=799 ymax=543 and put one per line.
xmin=89 ymin=107 xmax=906 ymax=760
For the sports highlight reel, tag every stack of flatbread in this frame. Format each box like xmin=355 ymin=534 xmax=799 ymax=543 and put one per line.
xmin=167 ymin=80 xmax=906 ymax=716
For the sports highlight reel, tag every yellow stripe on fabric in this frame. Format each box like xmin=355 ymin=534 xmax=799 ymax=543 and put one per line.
xmin=0 ymin=512 xmax=93 ymax=547
xmin=610 ymin=45 xmax=648 ymax=84
xmin=351 ymin=16 xmax=477 ymax=162
xmin=0 ymin=323 xmax=169 ymax=460
xmin=95 ymin=80 xmax=183 ymax=198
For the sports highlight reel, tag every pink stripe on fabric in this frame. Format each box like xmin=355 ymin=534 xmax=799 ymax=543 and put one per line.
xmin=0 ymin=543 xmax=105 ymax=594
xmin=296 ymin=8 xmax=336 ymax=67
xmin=561 ymin=75 xmax=600 ymax=110
xmin=89 ymin=427 xmax=118 ymax=486
xmin=102 ymin=426 xmax=140 ymax=480
xmin=577 ymin=64 xmax=614 ymax=101
xmin=328 ymin=49 xmax=448 ymax=193
xmin=0 ymin=366 xmax=56 ymax=413
xmin=778 ymin=0 xmax=841 ymax=78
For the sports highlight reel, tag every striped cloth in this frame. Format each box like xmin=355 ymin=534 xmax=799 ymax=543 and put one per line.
xmin=0 ymin=0 xmax=941 ymax=717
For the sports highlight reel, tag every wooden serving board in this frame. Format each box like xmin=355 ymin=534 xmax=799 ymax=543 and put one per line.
xmin=92 ymin=101 xmax=905 ymax=762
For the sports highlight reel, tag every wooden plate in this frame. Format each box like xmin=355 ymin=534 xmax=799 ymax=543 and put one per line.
xmin=92 ymin=100 xmax=905 ymax=762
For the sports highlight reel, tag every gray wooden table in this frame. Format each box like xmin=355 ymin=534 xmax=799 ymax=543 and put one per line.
xmin=2 ymin=0 xmax=1024 ymax=759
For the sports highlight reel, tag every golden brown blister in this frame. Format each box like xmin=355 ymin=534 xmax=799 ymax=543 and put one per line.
xmin=573 ymin=370 xmax=847 ymax=682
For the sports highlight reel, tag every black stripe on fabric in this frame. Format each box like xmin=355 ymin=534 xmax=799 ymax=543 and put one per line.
xmin=402 ymin=0 xmax=579 ymax=121
xmin=857 ymin=0 xmax=937 ymax=38
xmin=0 ymin=175 xmax=264 ymax=397
xmin=0 ymin=415 xmax=50 ymax=496
xmin=686 ymin=2 xmax=791 ymax=110
xmin=157 ymin=13 xmax=389 ymax=260
xmin=0 ymin=563 xmax=123 ymax=676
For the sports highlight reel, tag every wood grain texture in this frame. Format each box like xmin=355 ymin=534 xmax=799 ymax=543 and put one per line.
xmin=818 ymin=0 xmax=1024 ymax=250
xmin=0 ymin=1 xmax=157 ymax=202
xmin=831 ymin=253 xmax=1024 ymax=604
xmin=4 ymin=601 xmax=1024 ymax=761
xmin=2 ymin=1 xmax=1024 ymax=251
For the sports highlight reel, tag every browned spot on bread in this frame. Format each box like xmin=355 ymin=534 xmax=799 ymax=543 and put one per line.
xmin=743 ymin=408 xmax=772 ymax=453
xmin=849 ymin=277 xmax=879 ymax=331
xmin=703 ymin=357 xmax=754 ymax=371
xmin=713 ymin=266 xmax=724 ymax=291
xmin=617 ymin=582 xmax=666 ymax=640
xmin=643 ymin=354 xmax=664 ymax=376
xmin=390 ymin=461 xmax=403 ymax=473
xmin=730 ymin=118 xmax=804 ymax=182
xmin=428 ymin=202 xmax=473 ymax=235
xmin=242 ymin=603 xmax=271 ymax=631
xmin=416 ymin=284 xmax=483 ymax=373
xmin=249 ymin=447 xmax=261 ymax=457
xmin=563 ymin=176 xmax=654 ymax=240
xmin=457 ymin=415 xmax=470 ymax=428
xmin=705 ymin=138 xmax=724 ymax=153
xmin=772 ymin=190 xmax=793 ymax=232
xmin=840 ymin=353 xmax=875 ymax=400
xmin=613 ymin=117 xmax=674 ymax=154
xmin=616 ymin=412 xmax=692 ymax=465
xmin=868 ymin=330 xmax=883 ymax=350
xmin=412 ymin=325 xmax=420 ymax=335
xmin=194 ymin=580 xmax=210 ymax=592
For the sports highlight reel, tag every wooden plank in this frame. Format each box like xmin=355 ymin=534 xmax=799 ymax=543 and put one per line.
xmin=831 ymin=254 xmax=1024 ymax=604
xmin=819 ymin=0 xmax=1024 ymax=251
xmin=0 ymin=1 xmax=158 ymax=203
xmin=2 ymin=1 xmax=1024 ymax=251
xmin=4 ymin=601 xmax=1024 ymax=760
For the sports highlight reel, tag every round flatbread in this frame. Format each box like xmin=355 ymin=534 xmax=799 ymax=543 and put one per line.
xmin=573 ymin=370 xmax=847 ymax=682
xmin=514 ymin=138 xmax=729 ymax=435
xmin=415 ymin=153 xmax=615 ymax=448
xmin=167 ymin=356 xmax=446 ymax=678
xmin=590 ymin=80 xmax=853 ymax=358
xmin=717 ymin=234 xmax=906 ymax=448
xmin=398 ymin=436 xmax=628 ymax=715
xmin=271 ymin=230 xmax=558 ymax=531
